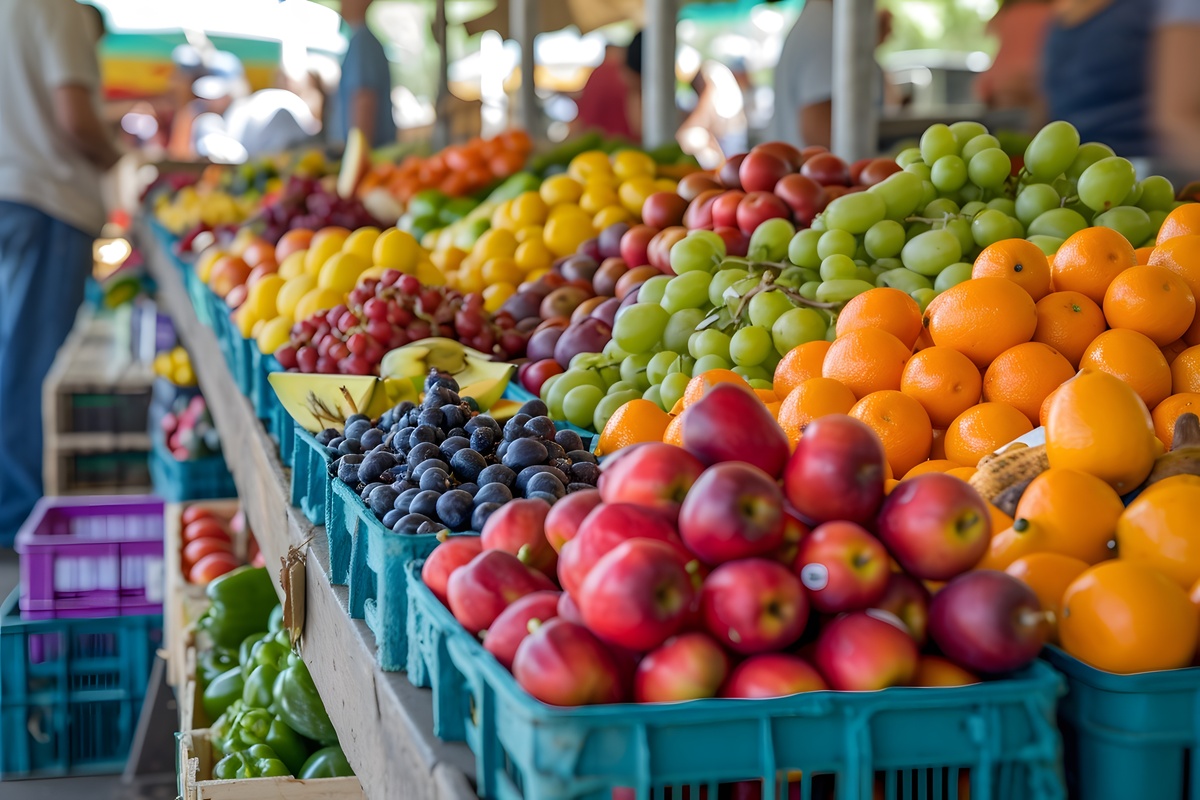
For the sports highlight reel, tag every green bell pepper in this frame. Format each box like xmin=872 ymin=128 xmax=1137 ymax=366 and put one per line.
xmin=198 ymin=567 xmax=280 ymax=649
xmin=198 ymin=648 xmax=237 ymax=690
xmin=203 ymin=667 xmax=245 ymax=720
xmin=239 ymin=631 xmax=271 ymax=676
xmin=209 ymin=700 xmax=247 ymax=756
xmin=299 ymin=746 xmax=354 ymax=779
xmin=243 ymin=663 xmax=282 ymax=709
xmin=224 ymin=708 xmax=310 ymax=775
xmin=212 ymin=744 xmax=291 ymax=779
xmin=274 ymin=655 xmax=336 ymax=745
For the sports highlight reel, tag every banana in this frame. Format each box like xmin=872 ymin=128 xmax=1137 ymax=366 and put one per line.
xmin=379 ymin=338 xmax=515 ymax=410
xmin=268 ymin=374 xmax=387 ymax=433
xmin=1143 ymin=412 xmax=1200 ymax=488
xmin=969 ymin=443 xmax=1049 ymax=507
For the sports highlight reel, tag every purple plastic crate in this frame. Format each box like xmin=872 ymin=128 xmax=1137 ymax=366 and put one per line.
xmin=15 ymin=496 xmax=165 ymax=620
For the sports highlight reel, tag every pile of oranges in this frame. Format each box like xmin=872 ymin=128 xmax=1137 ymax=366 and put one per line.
xmin=357 ymin=130 xmax=534 ymax=204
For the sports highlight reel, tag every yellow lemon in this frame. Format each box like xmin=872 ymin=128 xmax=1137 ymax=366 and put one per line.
xmin=539 ymin=175 xmax=584 ymax=207
xmin=373 ymin=228 xmax=420 ymax=273
xmin=303 ymin=236 xmax=344 ymax=278
xmin=256 ymin=315 xmax=294 ymax=355
xmin=510 ymin=191 xmax=548 ymax=227
xmin=474 ymin=228 xmax=519 ymax=261
xmin=246 ymin=274 xmax=286 ymax=321
xmin=618 ymin=176 xmax=658 ymax=217
xmin=515 ymin=224 xmax=543 ymax=244
xmin=568 ymin=151 xmax=614 ymax=183
xmin=515 ymin=238 xmax=553 ymax=273
xmin=482 ymin=257 xmax=523 ymax=285
xmin=170 ymin=347 xmax=190 ymax=368
xmin=196 ymin=247 xmax=226 ymax=282
xmin=431 ymin=246 xmax=467 ymax=273
xmin=457 ymin=262 xmax=486 ymax=294
xmin=236 ymin=307 xmax=258 ymax=338
xmin=276 ymin=275 xmax=316 ymax=318
xmin=317 ymin=252 xmax=369 ymax=293
xmin=612 ymin=150 xmax=656 ymax=182
xmin=655 ymin=177 xmax=678 ymax=193
xmin=594 ymin=205 xmax=634 ymax=229
xmin=544 ymin=204 xmax=595 ymax=257
xmin=343 ymin=226 xmax=380 ymax=261
xmin=580 ymin=182 xmax=620 ymax=215
xmin=483 ymin=282 xmax=517 ymax=312
xmin=293 ymin=287 xmax=345 ymax=322
xmin=416 ymin=258 xmax=445 ymax=286
xmin=278 ymin=250 xmax=307 ymax=280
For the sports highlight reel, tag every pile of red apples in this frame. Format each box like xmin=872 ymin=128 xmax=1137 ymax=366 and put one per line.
xmin=421 ymin=383 xmax=1050 ymax=706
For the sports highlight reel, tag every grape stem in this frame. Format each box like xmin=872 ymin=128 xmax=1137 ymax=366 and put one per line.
xmin=728 ymin=268 xmax=839 ymax=325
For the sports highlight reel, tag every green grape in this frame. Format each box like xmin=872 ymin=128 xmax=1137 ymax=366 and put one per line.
xmin=920 ymin=123 xmax=959 ymax=166
xmin=816 ymin=279 xmax=875 ymax=303
xmin=664 ymin=308 xmax=707 ymax=353
xmin=824 ymin=191 xmax=887 ymax=234
xmin=620 ymin=352 xmax=653 ymax=390
xmin=1148 ymin=209 xmax=1168 ymax=236
xmin=820 ymin=254 xmax=858 ymax=281
xmin=817 ymin=229 xmax=858 ymax=260
xmin=724 ymin=277 xmax=760 ymax=310
xmin=1137 ymin=175 xmax=1177 ymax=212
xmin=987 ymin=197 xmax=1017 ymax=217
xmin=1024 ymin=121 xmax=1081 ymax=182
xmin=911 ymin=288 xmax=937 ymax=312
xmin=901 ymin=229 xmax=963 ymax=276
xmin=1077 ymin=157 xmax=1137 ymax=213
xmin=613 ymin=303 xmax=669 ymax=353
xmin=1065 ymin=141 xmax=1116 ymax=180
xmin=607 ymin=380 xmax=638 ymax=393
xmin=636 ymin=274 xmax=672 ymax=305
xmin=869 ymin=172 xmax=925 ymax=221
xmin=961 ymin=134 xmax=1002 ymax=163
xmin=966 ymin=149 xmax=1011 ymax=189
xmin=906 ymin=221 xmax=932 ymax=240
xmin=869 ymin=263 xmax=891 ymax=278
xmin=602 ymin=339 xmax=629 ymax=360
xmin=865 ymin=220 xmax=906 ymax=258
xmin=690 ymin=328 xmax=731 ymax=360
xmin=934 ymin=262 xmax=974 ymax=293
xmin=971 ymin=209 xmax=1016 ymax=248
xmin=598 ymin=362 xmax=621 ymax=387
xmin=771 ymin=307 xmax=827 ymax=354
xmin=960 ymin=200 xmax=988 ymax=218
xmin=670 ymin=232 xmax=725 ymax=274
xmin=776 ymin=266 xmax=808 ymax=288
xmin=748 ymin=378 xmax=774 ymax=391
xmin=1007 ymin=216 xmax=1027 ymax=239
xmin=1026 ymin=235 xmax=1065 ymax=256
xmin=855 ymin=266 xmax=877 ymax=283
xmin=659 ymin=372 xmax=692 ymax=412
xmin=923 ymin=197 xmax=961 ymax=218
xmin=593 ymin=389 xmax=643 ymax=433
xmin=940 ymin=218 xmax=975 ymax=254
xmin=787 ymin=229 xmax=823 ymax=269
xmin=661 ymin=270 xmax=713 ymax=313
xmin=1093 ymin=205 xmax=1153 ymax=245
xmin=748 ymin=290 xmax=797 ymax=329
xmin=959 ymin=183 xmax=983 ymax=202
xmin=931 ymin=155 xmax=968 ymax=193
xmin=747 ymin=218 xmax=796 ymax=261
xmin=904 ymin=161 xmax=933 ymax=181
xmin=692 ymin=354 xmax=731 ymax=376
xmin=920 ymin=180 xmax=938 ymax=207
xmin=799 ymin=280 xmax=821 ymax=300
xmin=708 ymin=267 xmax=750 ymax=307
xmin=1120 ymin=182 xmax=1143 ymax=208
xmin=689 ymin=229 xmax=727 ymax=254
xmin=873 ymin=257 xmax=904 ymax=272
xmin=730 ymin=326 xmax=773 ymax=367
xmin=643 ymin=384 xmax=664 ymax=410
xmin=949 ymin=121 xmax=988 ymax=149
xmin=810 ymin=215 xmax=827 ymax=232
xmin=824 ymin=325 xmax=838 ymax=342
xmin=539 ymin=372 xmax=561 ymax=404
xmin=562 ymin=384 xmax=605 ymax=429
xmin=546 ymin=369 xmax=605 ymax=419
xmin=1015 ymin=183 xmax=1060 ymax=226
xmin=1028 ymin=207 xmax=1089 ymax=240
xmin=896 ymin=147 xmax=924 ymax=168
xmin=647 ymin=350 xmax=681 ymax=385
xmin=732 ymin=364 xmax=772 ymax=382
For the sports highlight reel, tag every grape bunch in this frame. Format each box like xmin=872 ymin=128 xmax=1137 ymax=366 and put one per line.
xmin=257 ymin=176 xmax=382 ymax=243
xmin=276 ymin=271 xmax=529 ymax=375
xmin=320 ymin=372 xmax=599 ymax=534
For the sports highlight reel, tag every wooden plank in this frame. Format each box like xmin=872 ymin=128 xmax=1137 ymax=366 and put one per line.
xmin=139 ymin=221 xmax=479 ymax=800
xmin=179 ymin=729 xmax=364 ymax=800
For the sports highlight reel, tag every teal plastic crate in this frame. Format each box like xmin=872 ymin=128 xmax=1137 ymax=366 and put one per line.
xmin=290 ymin=428 xmax=331 ymax=529
xmin=0 ymin=588 xmax=162 ymax=779
xmin=1042 ymin=646 xmax=1200 ymax=800
xmin=273 ymin=399 xmax=296 ymax=467
xmin=251 ymin=350 xmax=275 ymax=421
xmin=149 ymin=437 xmax=236 ymax=502
xmin=405 ymin=559 xmax=469 ymax=739
xmin=405 ymin=562 xmax=1065 ymax=800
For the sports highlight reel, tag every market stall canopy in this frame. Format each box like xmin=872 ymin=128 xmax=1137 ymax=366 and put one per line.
xmin=462 ymin=0 xmax=644 ymax=37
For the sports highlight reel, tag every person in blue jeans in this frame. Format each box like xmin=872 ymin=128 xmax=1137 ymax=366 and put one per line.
xmin=0 ymin=0 xmax=120 ymax=544
xmin=331 ymin=0 xmax=397 ymax=148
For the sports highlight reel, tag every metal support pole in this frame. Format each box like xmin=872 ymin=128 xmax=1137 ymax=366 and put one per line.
xmin=433 ymin=0 xmax=450 ymax=149
xmin=642 ymin=0 xmax=676 ymax=149
xmin=512 ymin=0 xmax=538 ymax=134
xmin=831 ymin=0 xmax=877 ymax=162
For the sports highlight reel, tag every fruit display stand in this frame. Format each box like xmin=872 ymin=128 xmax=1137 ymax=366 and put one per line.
xmin=139 ymin=219 xmax=479 ymax=800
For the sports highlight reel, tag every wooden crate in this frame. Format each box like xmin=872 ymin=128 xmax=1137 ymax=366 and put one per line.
xmin=178 ymin=729 xmax=364 ymax=800
xmin=180 ymin=650 xmax=209 ymax=733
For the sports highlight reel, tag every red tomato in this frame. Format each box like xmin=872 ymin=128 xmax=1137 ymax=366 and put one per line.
xmin=189 ymin=551 xmax=240 ymax=584
xmin=181 ymin=506 xmax=215 ymax=526
xmin=183 ymin=518 xmax=230 ymax=545
xmin=182 ymin=537 xmax=232 ymax=572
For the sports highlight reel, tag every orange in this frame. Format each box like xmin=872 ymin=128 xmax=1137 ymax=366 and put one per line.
xmin=682 ymin=369 xmax=752 ymax=408
xmin=1102 ymin=265 xmax=1197 ymax=346
xmin=776 ymin=378 xmax=857 ymax=442
xmin=909 ymin=656 xmax=980 ymax=687
xmin=1032 ymin=291 xmax=1107 ymax=368
xmin=988 ymin=502 xmax=1014 ymax=536
xmin=822 ymin=328 xmax=910 ymax=399
xmin=902 ymin=459 xmax=962 ymax=480
xmin=982 ymin=342 xmax=1077 ymax=426
xmin=1116 ymin=475 xmax=1200 ymax=588
xmin=1162 ymin=339 xmax=1191 ymax=365
xmin=944 ymin=403 xmax=1034 ymax=468
xmin=946 ymin=466 xmax=977 ymax=482
xmin=834 ymin=288 xmax=923 ymax=349
xmin=977 ymin=525 xmax=1044 ymax=571
xmin=1059 ymin=560 xmax=1198 ymax=674
xmin=922 ymin=277 xmax=1038 ymax=369
xmin=1152 ymin=393 xmax=1200 ymax=448
xmin=900 ymin=346 xmax=983 ymax=429
xmin=848 ymin=390 xmax=933 ymax=477
xmin=754 ymin=388 xmax=779 ymax=404
xmin=884 ymin=478 xmax=901 ymax=494
xmin=1052 ymin=227 xmax=1138 ymax=305
xmin=1012 ymin=468 xmax=1124 ymax=563
xmin=1155 ymin=203 xmax=1200 ymax=245
xmin=662 ymin=413 xmax=685 ymax=447
xmin=596 ymin=399 xmax=672 ymax=456
xmin=971 ymin=239 xmax=1052 ymax=301
xmin=1148 ymin=234 xmax=1200 ymax=344
xmin=1005 ymin=553 xmax=1089 ymax=642
xmin=1171 ymin=345 xmax=1200 ymax=393
xmin=1134 ymin=246 xmax=1155 ymax=265
xmin=1079 ymin=328 xmax=1173 ymax=410
xmin=773 ymin=341 xmax=832 ymax=400
xmin=1044 ymin=369 xmax=1161 ymax=494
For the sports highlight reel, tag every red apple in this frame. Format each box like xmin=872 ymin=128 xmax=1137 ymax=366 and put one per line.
xmin=681 ymin=383 xmax=790 ymax=477
xmin=774 ymin=174 xmax=828 ymax=226
xmin=752 ymin=141 xmax=804 ymax=170
xmin=643 ymin=192 xmax=689 ymax=229
xmin=783 ymin=415 xmax=886 ymax=526
xmin=859 ymin=158 xmax=903 ymax=187
xmin=677 ymin=172 xmax=723 ymax=202
xmin=718 ymin=154 xmax=746 ymax=189
xmin=773 ymin=505 xmax=812 ymax=568
xmin=647 ymin=226 xmax=688 ymax=273
xmin=739 ymin=150 xmax=791 ymax=193
xmin=544 ymin=489 xmax=602 ymax=553
xmin=794 ymin=521 xmax=890 ymax=613
xmin=909 ymin=655 xmax=980 ymax=687
xmin=447 ymin=550 xmax=556 ymax=634
xmin=801 ymin=153 xmax=850 ymax=186
xmin=684 ymin=189 xmax=723 ymax=230
xmin=557 ymin=591 xmax=584 ymax=623
xmin=557 ymin=502 xmax=683 ymax=595
xmin=736 ymin=192 xmax=791 ymax=235
xmin=678 ymin=462 xmax=785 ymax=564
xmin=578 ymin=539 xmax=696 ymax=651
xmin=713 ymin=226 xmax=749 ymax=257
xmin=520 ymin=358 xmax=565 ymax=396
xmin=875 ymin=571 xmax=931 ymax=645
xmin=720 ymin=653 xmax=827 ymax=698
xmin=634 ymin=632 xmax=729 ymax=703
xmin=813 ymin=610 xmax=919 ymax=691
xmin=711 ymin=190 xmax=746 ymax=230
xmin=421 ymin=537 xmax=484 ymax=605
xmin=849 ymin=158 xmax=873 ymax=185
xmin=876 ymin=473 xmax=991 ymax=581
xmin=928 ymin=570 xmax=1049 ymax=674
xmin=801 ymin=145 xmax=829 ymax=159
xmin=700 ymin=558 xmax=809 ymax=654
xmin=620 ymin=224 xmax=658 ymax=268
xmin=483 ymin=590 xmax=561 ymax=670
xmin=513 ymin=619 xmax=625 ymax=705
xmin=480 ymin=498 xmax=557 ymax=578
xmin=597 ymin=442 xmax=705 ymax=521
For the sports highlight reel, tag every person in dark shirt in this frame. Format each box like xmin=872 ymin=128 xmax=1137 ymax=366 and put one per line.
xmin=333 ymin=0 xmax=396 ymax=147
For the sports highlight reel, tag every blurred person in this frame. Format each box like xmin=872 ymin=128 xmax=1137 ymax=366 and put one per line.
xmin=333 ymin=0 xmax=396 ymax=148
xmin=0 ymin=0 xmax=121 ymax=544
xmin=572 ymin=32 xmax=643 ymax=142
xmin=975 ymin=0 xmax=1054 ymax=111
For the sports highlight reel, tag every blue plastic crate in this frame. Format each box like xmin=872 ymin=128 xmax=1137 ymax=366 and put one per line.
xmin=501 ymin=383 xmax=597 ymax=451
xmin=273 ymin=397 xmax=296 ymax=468
xmin=290 ymin=429 xmax=331 ymax=528
xmin=0 ymin=588 xmax=162 ymax=779
xmin=149 ymin=437 xmax=236 ymax=502
xmin=1042 ymin=646 xmax=1200 ymax=800
xmin=405 ymin=562 xmax=1065 ymax=800
xmin=405 ymin=560 xmax=470 ymax=739
xmin=250 ymin=350 xmax=275 ymax=421
xmin=181 ymin=266 xmax=214 ymax=328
